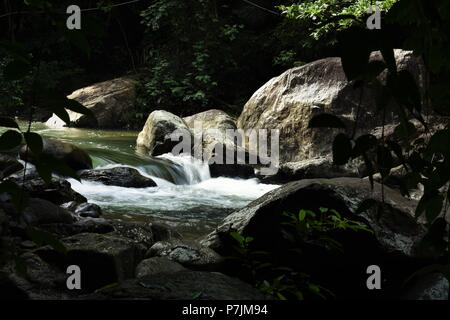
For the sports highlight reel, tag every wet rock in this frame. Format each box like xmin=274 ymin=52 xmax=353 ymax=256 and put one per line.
xmin=75 ymin=203 xmax=102 ymax=218
xmin=135 ymin=257 xmax=185 ymax=278
xmin=202 ymin=177 xmax=425 ymax=258
xmin=86 ymin=270 xmax=266 ymax=300
xmin=238 ymin=50 xmax=426 ymax=164
xmin=259 ymin=157 xmax=360 ymax=184
xmin=45 ymin=77 xmax=138 ymax=129
xmin=19 ymin=138 xmax=92 ymax=171
xmin=137 ymin=110 xmax=192 ymax=156
xmin=0 ymin=154 xmax=23 ymax=179
xmin=403 ymin=273 xmax=449 ymax=300
xmin=79 ymin=167 xmax=157 ymax=188
xmin=147 ymin=240 xmax=224 ymax=271
xmin=1 ymin=198 xmax=74 ymax=226
xmin=35 ymin=232 xmax=146 ymax=292
xmin=8 ymin=174 xmax=87 ymax=205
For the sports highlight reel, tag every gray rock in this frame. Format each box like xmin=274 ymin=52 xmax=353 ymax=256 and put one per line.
xmin=2 ymin=198 xmax=74 ymax=226
xmin=183 ymin=109 xmax=237 ymax=131
xmin=35 ymin=232 xmax=146 ymax=291
xmin=135 ymin=257 xmax=185 ymax=278
xmin=79 ymin=166 xmax=157 ymax=188
xmin=147 ymin=240 xmax=223 ymax=271
xmin=75 ymin=203 xmax=102 ymax=218
xmin=202 ymin=177 xmax=426 ymax=258
xmin=8 ymin=174 xmax=87 ymax=205
xmin=237 ymin=50 xmax=426 ymax=164
xmin=137 ymin=110 xmax=192 ymax=156
xmin=87 ymin=270 xmax=266 ymax=300
xmin=260 ymin=157 xmax=360 ymax=183
xmin=45 ymin=77 xmax=138 ymax=129
xmin=0 ymin=154 xmax=23 ymax=179
xmin=19 ymin=138 xmax=92 ymax=171
xmin=403 ymin=273 xmax=449 ymax=300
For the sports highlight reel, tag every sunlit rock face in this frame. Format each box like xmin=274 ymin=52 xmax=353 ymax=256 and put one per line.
xmin=45 ymin=77 xmax=137 ymax=129
xmin=237 ymin=50 xmax=426 ymax=164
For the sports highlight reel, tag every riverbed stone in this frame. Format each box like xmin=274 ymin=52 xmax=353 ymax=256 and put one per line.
xmin=45 ymin=77 xmax=138 ymax=129
xmin=35 ymin=232 xmax=145 ymax=291
xmin=75 ymin=202 xmax=102 ymax=218
xmin=1 ymin=198 xmax=74 ymax=226
xmin=237 ymin=50 xmax=426 ymax=164
xmin=79 ymin=166 xmax=157 ymax=188
xmin=0 ymin=154 xmax=23 ymax=179
xmin=147 ymin=240 xmax=224 ymax=271
xmin=202 ymin=177 xmax=425 ymax=258
xmin=135 ymin=257 xmax=186 ymax=278
xmin=8 ymin=174 xmax=87 ymax=205
xmin=86 ymin=270 xmax=266 ymax=300
xmin=19 ymin=138 xmax=92 ymax=171
xmin=137 ymin=110 xmax=192 ymax=156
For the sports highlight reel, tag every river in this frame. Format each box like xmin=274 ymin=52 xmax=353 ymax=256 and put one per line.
xmin=12 ymin=122 xmax=279 ymax=239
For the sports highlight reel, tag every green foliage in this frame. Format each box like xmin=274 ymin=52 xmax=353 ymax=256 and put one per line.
xmin=303 ymin=0 xmax=450 ymax=284
xmin=226 ymin=208 xmax=371 ymax=300
xmin=279 ymin=0 xmax=398 ymax=45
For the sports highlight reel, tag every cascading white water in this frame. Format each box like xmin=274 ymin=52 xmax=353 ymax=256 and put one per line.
xmin=23 ymin=122 xmax=280 ymax=238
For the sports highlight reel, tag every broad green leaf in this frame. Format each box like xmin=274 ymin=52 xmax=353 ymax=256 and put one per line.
xmin=353 ymin=134 xmax=377 ymax=157
xmin=377 ymin=145 xmax=394 ymax=178
xmin=394 ymin=121 xmax=417 ymax=140
xmin=338 ymin=28 xmax=372 ymax=81
xmin=356 ymin=199 xmax=378 ymax=214
xmin=333 ymin=133 xmax=352 ymax=165
xmin=308 ymin=114 xmax=346 ymax=129
xmin=0 ymin=117 xmax=20 ymax=129
xmin=24 ymin=132 xmax=43 ymax=155
xmin=65 ymin=99 xmax=94 ymax=117
xmin=0 ymin=180 xmax=28 ymax=212
xmin=26 ymin=227 xmax=67 ymax=255
xmin=0 ymin=130 xmax=22 ymax=151
xmin=416 ymin=193 xmax=444 ymax=223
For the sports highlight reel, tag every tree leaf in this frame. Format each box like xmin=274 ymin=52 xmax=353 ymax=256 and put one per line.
xmin=65 ymin=99 xmax=94 ymax=117
xmin=309 ymin=114 xmax=346 ymax=129
xmin=24 ymin=132 xmax=43 ymax=155
xmin=0 ymin=117 xmax=20 ymax=129
xmin=333 ymin=133 xmax=352 ymax=165
xmin=0 ymin=130 xmax=23 ymax=151
xmin=356 ymin=199 xmax=378 ymax=214
xmin=26 ymin=227 xmax=67 ymax=255
xmin=377 ymin=145 xmax=394 ymax=178
xmin=0 ymin=180 xmax=28 ymax=212
xmin=353 ymin=134 xmax=377 ymax=157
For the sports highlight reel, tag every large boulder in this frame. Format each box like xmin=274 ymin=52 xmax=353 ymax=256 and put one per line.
xmin=137 ymin=110 xmax=192 ymax=156
xmin=202 ymin=177 xmax=425 ymax=258
xmin=183 ymin=109 xmax=237 ymax=131
xmin=20 ymin=138 xmax=92 ymax=171
xmin=0 ymin=154 xmax=23 ymax=179
xmin=147 ymin=240 xmax=224 ymax=271
xmin=35 ymin=232 xmax=146 ymax=291
xmin=135 ymin=257 xmax=186 ymax=278
xmin=237 ymin=50 xmax=426 ymax=163
xmin=8 ymin=173 xmax=87 ymax=205
xmin=79 ymin=166 xmax=157 ymax=188
xmin=259 ymin=157 xmax=360 ymax=183
xmin=86 ymin=270 xmax=266 ymax=300
xmin=1 ymin=198 xmax=74 ymax=226
xmin=202 ymin=177 xmax=433 ymax=299
xmin=45 ymin=77 xmax=138 ymax=129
